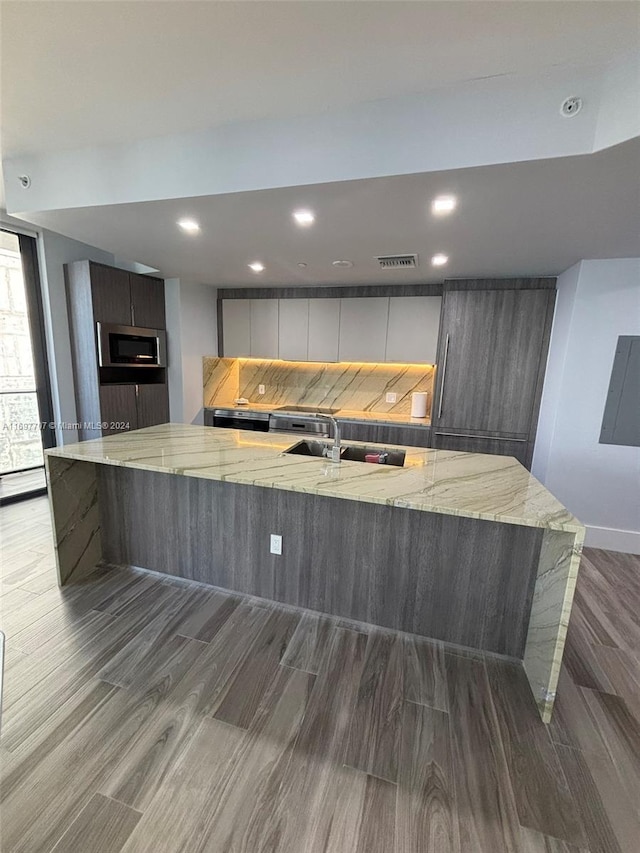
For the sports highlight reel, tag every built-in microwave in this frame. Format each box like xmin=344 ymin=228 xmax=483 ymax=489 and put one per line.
xmin=97 ymin=323 xmax=167 ymax=368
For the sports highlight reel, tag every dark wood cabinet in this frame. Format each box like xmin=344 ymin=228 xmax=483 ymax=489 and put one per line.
xmin=137 ymin=383 xmax=170 ymax=427
xmin=130 ymin=272 xmax=166 ymax=329
xmin=432 ymin=280 xmax=555 ymax=468
xmin=65 ymin=260 xmax=169 ymax=440
xmin=431 ymin=431 xmax=529 ymax=465
xmin=67 ymin=260 xmax=165 ymax=330
xmin=89 ymin=264 xmax=131 ymax=326
xmin=433 ymin=286 xmax=555 ymax=436
xmin=98 ymin=383 xmax=169 ymax=435
xmin=99 ymin=384 xmax=139 ymax=435
xmin=339 ymin=420 xmax=431 ymax=448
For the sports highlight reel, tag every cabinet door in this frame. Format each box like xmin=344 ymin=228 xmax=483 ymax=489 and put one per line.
xmin=371 ymin=424 xmax=431 ymax=448
xmin=130 ymin=273 xmax=166 ymax=329
xmin=278 ymin=299 xmax=308 ymax=361
xmin=90 ymin=263 xmax=131 ymax=325
xmin=338 ymin=297 xmax=389 ymax=362
xmin=434 ymin=288 xmax=554 ymax=435
xmin=137 ymin=383 xmax=170 ymax=428
xmin=432 ymin=431 xmax=528 ymax=466
xmin=386 ymin=296 xmax=442 ymax=363
xmin=222 ymin=300 xmax=251 ymax=357
xmin=250 ymin=299 xmax=279 ymax=358
xmin=308 ymin=298 xmax=340 ymax=362
xmin=99 ymin=384 xmax=138 ymax=435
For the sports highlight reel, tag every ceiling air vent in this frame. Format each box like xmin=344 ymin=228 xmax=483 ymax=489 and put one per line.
xmin=376 ymin=253 xmax=418 ymax=269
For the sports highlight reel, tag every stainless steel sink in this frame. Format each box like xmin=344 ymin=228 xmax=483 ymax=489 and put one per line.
xmin=340 ymin=445 xmax=406 ymax=467
xmin=285 ymin=440 xmax=334 ymax=458
xmin=285 ymin=440 xmax=406 ymax=467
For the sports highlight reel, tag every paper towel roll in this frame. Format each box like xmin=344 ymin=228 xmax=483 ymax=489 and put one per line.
xmin=411 ymin=391 xmax=428 ymax=419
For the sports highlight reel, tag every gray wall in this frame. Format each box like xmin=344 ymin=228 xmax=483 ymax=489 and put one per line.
xmin=38 ymin=229 xmax=115 ymax=444
xmin=165 ymin=278 xmax=217 ymax=425
xmin=533 ymin=258 xmax=640 ymax=554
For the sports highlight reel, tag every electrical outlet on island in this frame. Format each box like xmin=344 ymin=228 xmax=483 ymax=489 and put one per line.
xmin=258 ymin=384 xmax=266 ymax=395
xmin=386 ymin=392 xmax=397 ymax=404
xmin=270 ymin=534 xmax=282 ymax=555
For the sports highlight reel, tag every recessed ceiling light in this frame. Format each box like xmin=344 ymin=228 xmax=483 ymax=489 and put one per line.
xmin=177 ymin=218 xmax=200 ymax=233
xmin=293 ymin=209 xmax=315 ymax=226
xmin=297 ymin=262 xmax=308 ymax=269
xmin=431 ymin=196 xmax=457 ymax=215
xmin=431 ymin=253 xmax=448 ymax=266
xmin=332 ymin=260 xmax=354 ymax=268
xmin=248 ymin=261 xmax=265 ymax=273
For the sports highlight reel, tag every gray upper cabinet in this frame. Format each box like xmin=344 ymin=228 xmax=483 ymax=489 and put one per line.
xmin=386 ymin=296 xmax=442 ymax=363
xmin=89 ymin=263 xmax=131 ymax=326
xmin=278 ymin=299 xmax=309 ymax=361
xmin=308 ymin=298 xmax=340 ymax=362
xmin=250 ymin=299 xmax=279 ymax=358
xmin=222 ymin=294 xmax=440 ymax=364
xmin=87 ymin=263 xmax=165 ymax=329
xmin=338 ymin=297 xmax=389 ymax=362
xmin=433 ymin=286 xmax=555 ymax=436
xmin=222 ymin=299 xmax=251 ymax=357
xmin=130 ymin=272 xmax=166 ymax=329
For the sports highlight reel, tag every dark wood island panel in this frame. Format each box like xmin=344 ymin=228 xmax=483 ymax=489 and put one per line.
xmin=97 ymin=466 xmax=542 ymax=658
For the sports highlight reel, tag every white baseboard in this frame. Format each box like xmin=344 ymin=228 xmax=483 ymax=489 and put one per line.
xmin=584 ymin=525 xmax=640 ymax=555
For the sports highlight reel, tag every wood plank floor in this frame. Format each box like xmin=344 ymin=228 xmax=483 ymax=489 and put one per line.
xmin=1 ymin=497 xmax=638 ymax=853
xmin=0 ymin=469 xmax=47 ymax=503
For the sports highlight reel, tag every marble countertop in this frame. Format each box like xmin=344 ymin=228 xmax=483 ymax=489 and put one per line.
xmin=207 ymin=402 xmax=432 ymax=427
xmin=47 ymin=424 xmax=582 ymax=533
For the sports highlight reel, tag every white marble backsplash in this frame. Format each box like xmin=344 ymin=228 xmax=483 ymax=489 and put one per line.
xmin=203 ymin=357 xmax=435 ymax=416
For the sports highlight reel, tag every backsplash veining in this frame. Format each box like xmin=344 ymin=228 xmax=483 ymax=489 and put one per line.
xmin=203 ymin=357 xmax=435 ymax=416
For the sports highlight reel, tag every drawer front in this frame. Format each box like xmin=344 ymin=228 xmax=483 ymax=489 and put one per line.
xmin=432 ymin=431 xmax=529 ymax=466
xmin=340 ymin=421 xmax=431 ymax=449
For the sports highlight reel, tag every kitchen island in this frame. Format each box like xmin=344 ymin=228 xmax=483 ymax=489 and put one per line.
xmin=45 ymin=423 xmax=584 ymax=722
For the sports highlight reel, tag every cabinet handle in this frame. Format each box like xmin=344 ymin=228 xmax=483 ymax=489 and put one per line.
xmin=434 ymin=431 xmax=527 ymax=442
xmin=135 ymin=384 xmax=139 ymax=397
xmin=131 ymin=304 xmax=135 ymax=326
xmin=437 ymin=333 xmax=450 ymax=420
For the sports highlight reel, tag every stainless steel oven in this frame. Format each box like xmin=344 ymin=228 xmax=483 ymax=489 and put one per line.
xmin=205 ymin=408 xmax=271 ymax=431
xmin=97 ymin=323 xmax=167 ymax=368
xmin=268 ymin=412 xmax=330 ymax=437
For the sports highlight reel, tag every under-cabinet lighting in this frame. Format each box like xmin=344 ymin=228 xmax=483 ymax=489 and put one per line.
xmin=236 ymin=357 xmax=436 ymax=368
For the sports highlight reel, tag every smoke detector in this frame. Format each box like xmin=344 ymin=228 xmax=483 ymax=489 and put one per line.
xmin=376 ymin=254 xmax=418 ymax=269
xmin=560 ymin=96 xmax=583 ymax=118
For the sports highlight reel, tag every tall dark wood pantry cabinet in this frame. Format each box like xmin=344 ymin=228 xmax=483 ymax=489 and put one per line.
xmin=431 ymin=279 xmax=556 ymax=468
xmin=65 ymin=260 xmax=169 ymax=440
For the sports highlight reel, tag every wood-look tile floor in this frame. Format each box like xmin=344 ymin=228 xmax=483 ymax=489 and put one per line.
xmin=0 ymin=497 xmax=638 ymax=853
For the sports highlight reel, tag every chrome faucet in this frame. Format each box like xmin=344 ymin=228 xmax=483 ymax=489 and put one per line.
xmin=314 ymin=414 xmax=341 ymax=463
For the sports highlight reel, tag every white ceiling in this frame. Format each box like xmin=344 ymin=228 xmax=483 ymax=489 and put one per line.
xmin=26 ymin=138 xmax=640 ymax=286
xmin=2 ymin=0 xmax=638 ymax=158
